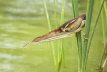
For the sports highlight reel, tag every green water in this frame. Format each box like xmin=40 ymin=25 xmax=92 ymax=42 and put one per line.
xmin=0 ymin=0 xmax=107 ymax=72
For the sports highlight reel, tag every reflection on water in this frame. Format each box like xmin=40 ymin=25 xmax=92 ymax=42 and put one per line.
xmin=0 ymin=64 xmax=12 ymax=71
xmin=0 ymin=53 xmax=25 ymax=72
xmin=0 ymin=0 xmax=106 ymax=72
xmin=0 ymin=53 xmax=24 ymax=60
xmin=1 ymin=16 xmax=40 ymax=20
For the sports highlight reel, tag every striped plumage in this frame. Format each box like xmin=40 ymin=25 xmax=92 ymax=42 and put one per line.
xmin=23 ymin=14 xmax=86 ymax=47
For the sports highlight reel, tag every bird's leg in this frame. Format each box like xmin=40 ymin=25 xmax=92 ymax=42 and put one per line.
xmin=83 ymin=33 xmax=89 ymax=40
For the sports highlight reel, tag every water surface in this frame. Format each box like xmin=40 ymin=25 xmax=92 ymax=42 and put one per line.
xmin=0 ymin=0 xmax=107 ymax=72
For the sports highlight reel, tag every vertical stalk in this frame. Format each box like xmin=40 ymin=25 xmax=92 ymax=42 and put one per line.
xmin=43 ymin=0 xmax=57 ymax=67
xmin=58 ymin=0 xmax=65 ymax=70
xmin=98 ymin=1 xmax=107 ymax=71
xmin=88 ymin=0 xmax=105 ymax=51
xmin=83 ymin=0 xmax=94 ymax=71
xmin=71 ymin=0 xmax=83 ymax=72
xmin=99 ymin=40 xmax=107 ymax=71
xmin=54 ymin=0 xmax=57 ymax=28
xmin=84 ymin=0 xmax=104 ymax=72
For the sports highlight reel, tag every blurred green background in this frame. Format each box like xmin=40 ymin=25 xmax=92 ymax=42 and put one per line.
xmin=0 ymin=0 xmax=106 ymax=72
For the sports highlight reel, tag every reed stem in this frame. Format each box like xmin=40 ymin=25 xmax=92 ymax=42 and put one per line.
xmin=58 ymin=0 xmax=65 ymax=70
xmin=82 ymin=0 xmax=94 ymax=71
xmin=71 ymin=0 xmax=83 ymax=72
xmin=43 ymin=0 xmax=57 ymax=67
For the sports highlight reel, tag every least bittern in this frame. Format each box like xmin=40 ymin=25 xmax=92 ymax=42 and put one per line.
xmin=23 ymin=14 xmax=86 ymax=47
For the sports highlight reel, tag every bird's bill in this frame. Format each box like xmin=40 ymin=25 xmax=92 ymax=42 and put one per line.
xmin=23 ymin=41 xmax=35 ymax=47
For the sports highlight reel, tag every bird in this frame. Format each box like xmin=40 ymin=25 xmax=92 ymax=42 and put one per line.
xmin=23 ymin=14 xmax=86 ymax=47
